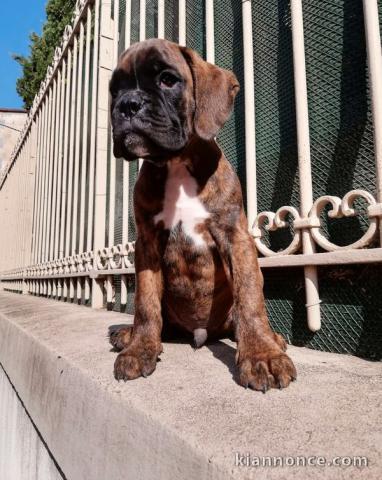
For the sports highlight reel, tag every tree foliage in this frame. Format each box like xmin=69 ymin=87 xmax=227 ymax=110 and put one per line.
xmin=14 ymin=0 xmax=76 ymax=109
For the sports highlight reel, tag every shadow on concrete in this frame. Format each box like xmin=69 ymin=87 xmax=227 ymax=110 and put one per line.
xmin=107 ymin=325 xmax=242 ymax=383
xmin=207 ymin=341 xmax=240 ymax=385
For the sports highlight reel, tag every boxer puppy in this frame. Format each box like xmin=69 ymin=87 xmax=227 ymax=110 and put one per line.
xmin=109 ymin=39 xmax=296 ymax=392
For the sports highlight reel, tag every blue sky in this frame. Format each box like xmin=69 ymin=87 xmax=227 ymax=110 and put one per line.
xmin=0 ymin=1 xmax=46 ymax=109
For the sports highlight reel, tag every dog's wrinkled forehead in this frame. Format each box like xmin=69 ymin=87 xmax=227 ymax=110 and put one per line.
xmin=111 ymin=38 xmax=239 ymax=143
xmin=117 ymin=39 xmax=192 ymax=84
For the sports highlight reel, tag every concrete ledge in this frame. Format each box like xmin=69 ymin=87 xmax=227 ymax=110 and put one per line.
xmin=0 ymin=292 xmax=381 ymax=480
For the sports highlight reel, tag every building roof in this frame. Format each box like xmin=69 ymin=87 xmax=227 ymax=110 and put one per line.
xmin=0 ymin=108 xmax=27 ymax=114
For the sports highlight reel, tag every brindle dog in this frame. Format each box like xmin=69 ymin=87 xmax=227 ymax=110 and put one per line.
xmin=109 ymin=39 xmax=296 ymax=392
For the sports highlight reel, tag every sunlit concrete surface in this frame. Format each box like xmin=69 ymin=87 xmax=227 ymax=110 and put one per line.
xmin=0 ymin=291 xmax=381 ymax=480
xmin=0 ymin=366 xmax=63 ymax=480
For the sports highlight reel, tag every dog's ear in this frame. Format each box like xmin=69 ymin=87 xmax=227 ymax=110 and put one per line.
xmin=180 ymin=46 xmax=240 ymax=140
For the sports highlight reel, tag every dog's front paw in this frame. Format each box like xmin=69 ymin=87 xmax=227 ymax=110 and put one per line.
xmin=114 ymin=342 xmax=162 ymax=381
xmin=238 ymin=350 xmax=296 ymax=393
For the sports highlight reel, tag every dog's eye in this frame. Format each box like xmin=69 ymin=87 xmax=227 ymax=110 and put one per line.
xmin=159 ymin=72 xmax=179 ymax=88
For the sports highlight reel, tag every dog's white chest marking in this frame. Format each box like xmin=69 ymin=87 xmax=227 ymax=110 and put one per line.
xmin=154 ymin=162 xmax=210 ymax=246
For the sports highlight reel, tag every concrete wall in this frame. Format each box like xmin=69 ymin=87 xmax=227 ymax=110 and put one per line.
xmin=0 ymin=109 xmax=27 ymax=171
xmin=0 ymin=292 xmax=381 ymax=480
xmin=0 ymin=365 xmax=63 ymax=480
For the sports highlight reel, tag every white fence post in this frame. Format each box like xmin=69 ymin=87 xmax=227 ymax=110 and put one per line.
xmin=290 ymin=0 xmax=321 ymax=332
xmin=363 ymin=0 xmax=382 ymax=246
xmin=92 ymin=0 xmax=114 ymax=308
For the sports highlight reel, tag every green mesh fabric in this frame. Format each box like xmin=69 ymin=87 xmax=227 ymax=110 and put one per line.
xmin=128 ymin=161 xmax=138 ymax=241
xmin=264 ymin=265 xmax=382 ymax=360
xmin=126 ymin=276 xmax=136 ymax=314
xmin=214 ymin=0 xmax=246 ymax=200
xmin=303 ymin=1 xmax=376 ymax=247
xmin=118 ymin=0 xmax=127 ymax=54
xmin=186 ymin=0 xmax=205 ymax=58
xmin=252 ymin=0 xmax=299 ymax=252
xmin=131 ymin=0 xmax=140 ymax=43
xmin=165 ymin=0 xmax=179 ymax=42
xmin=126 ymin=159 xmax=138 ymax=315
xmin=146 ymin=0 xmax=158 ymax=39
xmin=114 ymin=158 xmax=124 ymax=245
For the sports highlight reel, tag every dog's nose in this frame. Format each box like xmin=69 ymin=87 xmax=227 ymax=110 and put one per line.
xmin=119 ymin=92 xmax=143 ymax=117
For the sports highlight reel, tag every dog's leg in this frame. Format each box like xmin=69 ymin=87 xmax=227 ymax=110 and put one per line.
xmin=114 ymin=237 xmax=163 ymax=381
xmin=211 ymin=220 xmax=296 ymax=392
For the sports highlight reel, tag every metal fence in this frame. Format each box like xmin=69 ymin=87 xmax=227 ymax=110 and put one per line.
xmin=0 ymin=0 xmax=381 ymax=355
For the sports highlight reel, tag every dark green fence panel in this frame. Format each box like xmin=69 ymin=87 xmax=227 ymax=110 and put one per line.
xmin=214 ymin=0 xmax=246 ymax=200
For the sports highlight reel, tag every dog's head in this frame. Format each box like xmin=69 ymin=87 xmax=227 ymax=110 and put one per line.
xmin=110 ymin=39 xmax=239 ymax=162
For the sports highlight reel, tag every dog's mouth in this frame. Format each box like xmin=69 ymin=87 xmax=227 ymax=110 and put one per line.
xmin=113 ymin=129 xmax=170 ymax=162
xmin=113 ymin=119 xmax=188 ymax=162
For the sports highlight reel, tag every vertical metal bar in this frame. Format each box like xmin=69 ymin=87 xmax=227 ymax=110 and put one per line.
xmin=158 ymin=0 xmax=165 ymax=39
xmin=15 ymin=150 xmax=22 ymax=268
xmin=242 ymin=0 xmax=257 ymax=228
xmin=20 ymin=140 xmax=26 ymax=272
xmin=15 ymin=147 xmax=20 ymax=271
xmin=79 ymin=8 xmax=92 ymax=254
xmin=66 ymin=38 xmax=78 ymax=259
xmin=106 ymin=0 xmax=121 ymax=306
xmin=21 ymin=134 xmax=30 ymax=270
xmin=35 ymin=109 xmax=44 ymax=265
xmin=53 ymin=68 xmax=65 ymax=299
xmin=45 ymin=80 xmax=57 ymax=269
xmin=31 ymin=111 xmax=42 ymax=263
xmin=36 ymin=99 xmax=47 ymax=265
xmin=58 ymin=47 xmax=74 ymax=300
xmin=137 ymin=0 xmax=146 ymax=169
xmin=15 ymin=149 xmax=21 ymax=272
xmin=87 ymin=0 xmax=100 ymax=254
xmin=50 ymin=72 xmax=62 ymax=264
xmin=21 ymin=140 xmax=26 ymax=272
xmin=109 ymin=0 xmax=120 ymax=249
xmin=60 ymin=50 xmax=72 ymax=263
xmin=24 ymin=125 xmax=37 ymax=293
xmin=15 ymin=148 xmax=21 ymax=270
xmin=22 ymin=139 xmax=28 ymax=270
xmin=92 ymin=0 xmax=114 ymax=308
xmin=121 ymin=0 xmax=132 ymax=306
xmin=77 ymin=8 xmax=93 ymax=302
xmin=74 ymin=23 xmax=86 ymax=301
xmin=27 ymin=119 xmax=43 ymax=286
xmin=206 ymin=0 xmax=215 ymax=63
xmin=66 ymin=36 xmax=79 ymax=300
xmin=290 ymin=0 xmax=321 ymax=332
xmin=25 ymin=131 xmax=33 ymax=270
xmin=178 ymin=0 xmax=186 ymax=46
xmin=86 ymin=0 xmax=100 ymax=302
xmin=55 ymin=59 xmax=67 ymax=261
xmin=363 ymin=0 xmax=382 ymax=245
xmin=40 ymin=94 xmax=51 ymax=267
xmin=73 ymin=24 xmax=85 ymax=256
